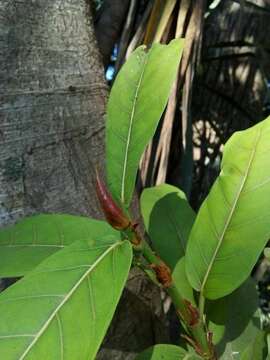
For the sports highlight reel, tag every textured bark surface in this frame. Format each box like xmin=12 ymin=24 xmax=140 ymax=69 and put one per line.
xmin=0 ymin=0 xmax=107 ymax=224
xmin=0 ymin=1 xmax=168 ymax=358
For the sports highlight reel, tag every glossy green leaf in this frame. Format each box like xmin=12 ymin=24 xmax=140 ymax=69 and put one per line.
xmin=106 ymin=40 xmax=184 ymax=207
xmin=135 ymin=344 xmax=200 ymax=360
xmin=141 ymin=184 xmax=195 ymax=269
xmin=207 ymin=278 xmax=261 ymax=358
xmin=186 ymin=116 xmax=270 ymax=299
xmin=0 ymin=235 xmax=132 ymax=359
xmin=0 ymin=214 xmax=120 ymax=278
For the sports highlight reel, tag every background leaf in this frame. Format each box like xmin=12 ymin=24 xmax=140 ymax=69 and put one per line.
xmin=141 ymin=183 xmax=195 ymax=269
xmin=141 ymin=183 xmax=195 ymax=303
xmin=0 ymin=214 xmax=119 ymax=278
xmin=186 ymin=116 xmax=270 ymax=299
xmin=106 ymin=39 xmax=184 ymax=207
xmin=0 ymin=235 xmax=132 ymax=360
xmin=135 ymin=344 xmax=199 ymax=360
xmin=266 ymin=334 xmax=270 ymax=360
xmin=240 ymin=332 xmax=267 ymax=360
xmin=207 ymin=278 xmax=262 ymax=359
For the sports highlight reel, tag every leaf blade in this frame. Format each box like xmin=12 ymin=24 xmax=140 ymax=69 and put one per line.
xmin=141 ymin=183 xmax=195 ymax=269
xmin=0 ymin=236 xmax=132 ymax=359
xmin=0 ymin=214 xmax=120 ymax=278
xmin=186 ymin=117 xmax=270 ymax=299
xmin=207 ymin=278 xmax=261 ymax=358
xmin=106 ymin=39 xmax=184 ymax=207
xmin=240 ymin=332 xmax=267 ymax=360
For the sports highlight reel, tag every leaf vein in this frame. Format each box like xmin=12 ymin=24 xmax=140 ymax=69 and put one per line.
xmin=56 ymin=313 xmax=64 ymax=360
xmin=18 ymin=241 xmax=122 ymax=360
xmin=120 ymin=54 xmax=148 ymax=204
xmin=200 ymin=128 xmax=261 ymax=293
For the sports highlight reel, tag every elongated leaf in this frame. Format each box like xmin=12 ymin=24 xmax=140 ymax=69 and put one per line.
xmin=0 ymin=236 xmax=132 ymax=359
xmin=141 ymin=184 xmax=195 ymax=269
xmin=135 ymin=344 xmax=199 ymax=360
xmin=207 ymin=278 xmax=261 ymax=358
xmin=106 ymin=39 xmax=184 ymax=207
xmin=186 ymin=116 xmax=270 ymax=299
xmin=0 ymin=214 xmax=120 ymax=278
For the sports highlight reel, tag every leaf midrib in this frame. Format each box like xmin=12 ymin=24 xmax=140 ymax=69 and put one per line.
xmin=200 ymin=129 xmax=261 ymax=293
xmin=0 ymin=244 xmax=64 ymax=248
xmin=120 ymin=53 xmax=148 ymax=204
xmin=19 ymin=241 xmax=122 ymax=360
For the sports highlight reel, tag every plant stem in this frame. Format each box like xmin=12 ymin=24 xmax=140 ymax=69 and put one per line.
xmin=133 ymin=236 xmax=215 ymax=359
xmin=199 ymin=293 xmax=206 ymax=318
xmin=168 ymin=284 xmax=212 ymax=359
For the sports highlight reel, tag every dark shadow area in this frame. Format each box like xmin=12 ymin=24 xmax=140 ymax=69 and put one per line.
xmin=97 ymin=268 xmax=171 ymax=359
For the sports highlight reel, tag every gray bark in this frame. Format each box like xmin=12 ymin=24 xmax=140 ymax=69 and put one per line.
xmin=0 ymin=1 xmax=168 ymax=358
xmin=0 ymin=0 xmax=107 ymax=224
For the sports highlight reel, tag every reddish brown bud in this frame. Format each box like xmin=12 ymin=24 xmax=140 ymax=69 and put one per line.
xmin=95 ymin=171 xmax=130 ymax=230
xmin=183 ymin=299 xmax=200 ymax=327
xmin=150 ymin=263 xmax=172 ymax=288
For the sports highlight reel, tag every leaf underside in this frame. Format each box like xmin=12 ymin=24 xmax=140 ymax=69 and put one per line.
xmin=141 ymin=184 xmax=196 ymax=303
xmin=186 ymin=116 xmax=270 ymax=299
xmin=207 ymin=278 xmax=262 ymax=358
xmin=106 ymin=39 xmax=184 ymax=207
xmin=141 ymin=183 xmax=195 ymax=269
xmin=0 ymin=214 xmax=120 ymax=277
xmin=240 ymin=332 xmax=266 ymax=360
xmin=0 ymin=236 xmax=132 ymax=360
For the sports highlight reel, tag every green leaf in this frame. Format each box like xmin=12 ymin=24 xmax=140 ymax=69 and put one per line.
xmin=135 ymin=344 xmax=200 ymax=360
xmin=0 ymin=214 xmax=120 ymax=278
xmin=0 ymin=236 xmax=132 ymax=359
xmin=172 ymin=258 xmax=195 ymax=304
xmin=186 ymin=116 xmax=270 ymax=299
xmin=106 ymin=40 xmax=184 ymax=207
xmin=207 ymin=278 xmax=261 ymax=358
xmin=266 ymin=334 xmax=270 ymax=360
xmin=141 ymin=184 xmax=195 ymax=269
xmin=240 ymin=332 xmax=267 ymax=360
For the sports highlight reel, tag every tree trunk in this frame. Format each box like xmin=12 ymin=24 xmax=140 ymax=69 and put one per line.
xmin=0 ymin=1 xmax=168 ymax=358
xmin=0 ymin=0 xmax=107 ymax=223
